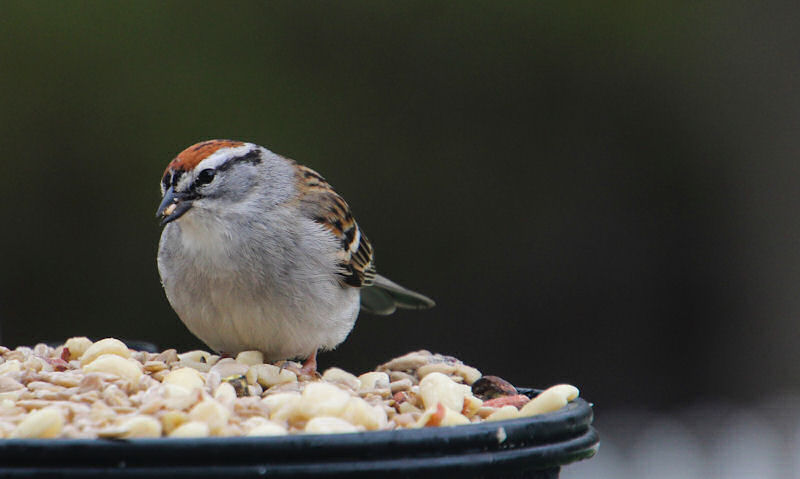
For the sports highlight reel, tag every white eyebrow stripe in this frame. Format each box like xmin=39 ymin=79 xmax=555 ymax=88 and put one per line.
xmin=195 ymin=143 xmax=256 ymax=172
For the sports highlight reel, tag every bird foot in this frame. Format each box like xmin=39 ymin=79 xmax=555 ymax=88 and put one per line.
xmin=299 ymin=350 xmax=318 ymax=377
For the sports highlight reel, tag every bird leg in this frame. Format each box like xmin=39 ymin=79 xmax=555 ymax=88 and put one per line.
xmin=299 ymin=350 xmax=318 ymax=377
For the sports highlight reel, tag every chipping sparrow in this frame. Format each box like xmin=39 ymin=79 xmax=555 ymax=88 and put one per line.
xmin=156 ymin=140 xmax=434 ymax=370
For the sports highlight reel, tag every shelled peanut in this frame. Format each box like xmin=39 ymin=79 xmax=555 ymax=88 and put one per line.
xmin=0 ymin=340 xmax=580 ymax=438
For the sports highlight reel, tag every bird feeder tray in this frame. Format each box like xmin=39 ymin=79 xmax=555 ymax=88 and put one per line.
xmin=0 ymin=388 xmax=597 ymax=478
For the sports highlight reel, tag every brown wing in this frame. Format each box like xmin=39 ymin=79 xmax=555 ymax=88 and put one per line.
xmin=294 ymin=164 xmax=376 ymax=287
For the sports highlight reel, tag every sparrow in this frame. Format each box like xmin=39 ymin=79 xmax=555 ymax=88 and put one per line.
xmin=156 ymin=140 xmax=434 ymax=372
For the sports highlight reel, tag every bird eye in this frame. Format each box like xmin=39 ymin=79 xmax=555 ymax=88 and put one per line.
xmin=196 ymin=169 xmax=216 ymax=185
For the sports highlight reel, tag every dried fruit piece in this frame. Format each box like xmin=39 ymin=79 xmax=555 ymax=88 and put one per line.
xmin=471 ymin=375 xmax=518 ymax=400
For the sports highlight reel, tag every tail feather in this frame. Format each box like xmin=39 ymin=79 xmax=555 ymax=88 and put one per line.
xmin=359 ymin=274 xmax=435 ymax=315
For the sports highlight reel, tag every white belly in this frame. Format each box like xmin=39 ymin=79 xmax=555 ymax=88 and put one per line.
xmin=157 ymin=212 xmax=361 ymax=361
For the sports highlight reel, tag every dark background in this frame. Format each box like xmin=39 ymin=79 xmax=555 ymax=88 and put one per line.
xmin=2 ymin=1 xmax=799 ymax=414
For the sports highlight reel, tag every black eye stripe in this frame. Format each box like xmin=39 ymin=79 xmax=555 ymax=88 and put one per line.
xmin=162 ymin=148 xmax=260 ymax=192
xmin=172 ymin=171 xmax=184 ymax=187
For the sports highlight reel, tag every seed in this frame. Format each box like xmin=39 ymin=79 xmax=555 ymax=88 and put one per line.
xmin=340 ymin=397 xmax=388 ymax=430
xmin=262 ymin=392 xmax=301 ymax=422
xmin=119 ymin=415 xmax=162 ymax=438
xmin=213 ymin=382 xmax=237 ymax=406
xmin=189 ymin=400 xmax=230 ymax=435
xmin=357 ymin=372 xmax=390 ymax=391
xmin=0 ymin=360 xmax=21 ymax=375
xmin=453 ymin=365 xmax=482 ymax=385
xmin=235 ymin=351 xmax=264 ymax=366
xmin=0 ymin=339 xmax=581 ymax=437
xmin=83 ymin=355 xmax=142 ymax=382
xmin=417 ymin=363 xmax=456 ymax=379
xmin=0 ymin=376 xmax=23 ymax=393
xmin=299 ymin=383 xmax=350 ymax=419
xmin=80 ymin=338 xmax=131 ymax=366
xmin=177 ymin=350 xmax=213 ymax=364
xmin=389 ymin=379 xmax=412 ymax=393
xmin=419 ymin=372 xmax=471 ymax=413
xmin=414 ymin=403 xmax=469 ymax=428
xmin=11 ymin=408 xmax=63 ymax=438
xmin=486 ymin=405 xmax=521 ymax=422
xmin=143 ymin=361 xmax=167 ymax=373
xmin=169 ymin=421 xmax=209 ymax=437
xmin=518 ymin=384 xmax=579 ymax=417
xmin=162 ymin=367 xmax=204 ymax=390
xmin=64 ymin=337 xmax=93 ymax=361
xmin=244 ymin=418 xmax=287 ymax=436
xmin=160 ymin=410 xmax=189 ymax=434
xmin=321 ymin=368 xmax=360 ymax=390
xmin=378 ymin=351 xmax=432 ymax=372
xmin=210 ymin=359 xmax=248 ymax=379
xmin=39 ymin=372 xmax=81 ymax=388
xmin=247 ymin=364 xmax=297 ymax=389
xmin=304 ymin=416 xmax=358 ymax=434
xmin=154 ymin=349 xmax=179 ymax=365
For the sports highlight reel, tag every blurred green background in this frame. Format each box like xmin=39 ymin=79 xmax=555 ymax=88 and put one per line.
xmin=2 ymin=1 xmax=799 ymax=414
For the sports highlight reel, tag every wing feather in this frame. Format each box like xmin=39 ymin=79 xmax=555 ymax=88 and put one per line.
xmin=293 ymin=164 xmax=376 ymax=288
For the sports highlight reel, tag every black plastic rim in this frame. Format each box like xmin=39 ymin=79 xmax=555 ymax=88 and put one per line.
xmin=0 ymin=393 xmax=598 ymax=478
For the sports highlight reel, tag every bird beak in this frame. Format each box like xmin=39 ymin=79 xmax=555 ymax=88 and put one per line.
xmin=156 ymin=186 xmax=194 ymax=226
